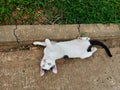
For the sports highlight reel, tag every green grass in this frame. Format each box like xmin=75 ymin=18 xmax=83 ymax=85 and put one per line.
xmin=0 ymin=0 xmax=120 ymax=25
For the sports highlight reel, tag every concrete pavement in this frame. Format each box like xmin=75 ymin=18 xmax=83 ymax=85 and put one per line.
xmin=0 ymin=47 xmax=120 ymax=90
xmin=0 ymin=24 xmax=120 ymax=45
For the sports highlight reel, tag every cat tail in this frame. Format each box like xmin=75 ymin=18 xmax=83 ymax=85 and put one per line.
xmin=88 ymin=40 xmax=112 ymax=57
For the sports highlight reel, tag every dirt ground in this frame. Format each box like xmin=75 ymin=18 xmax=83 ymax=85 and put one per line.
xmin=0 ymin=46 xmax=120 ymax=90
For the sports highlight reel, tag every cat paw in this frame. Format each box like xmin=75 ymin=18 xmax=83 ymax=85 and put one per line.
xmin=91 ymin=47 xmax=97 ymax=52
xmin=81 ymin=37 xmax=90 ymax=40
xmin=33 ymin=41 xmax=40 ymax=45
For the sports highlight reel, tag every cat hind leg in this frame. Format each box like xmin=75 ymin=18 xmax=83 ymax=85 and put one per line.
xmin=91 ymin=47 xmax=97 ymax=53
xmin=81 ymin=47 xmax=97 ymax=59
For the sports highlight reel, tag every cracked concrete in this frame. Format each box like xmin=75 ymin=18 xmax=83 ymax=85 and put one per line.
xmin=77 ymin=24 xmax=81 ymax=37
xmin=0 ymin=24 xmax=120 ymax=51
xmin=0 ymin=24 xmax=120 ymax=90
xmin=15 ymin=25 xmax=79 ymax=41
xmin=13 ymin=24 xmax=21 ymax=47
xmin=0 ymin=24 xmax=120 ymax=45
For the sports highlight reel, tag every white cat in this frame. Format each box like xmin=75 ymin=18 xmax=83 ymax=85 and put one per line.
xmin=33 ymin=37 xmax=112 ymax=76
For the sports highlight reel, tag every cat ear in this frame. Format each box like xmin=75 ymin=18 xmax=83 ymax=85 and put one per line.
xmin=33 ymin=41 xmax=46 ymax=46
xmin=52 ymin=65 xmax=58 ymax=74
xmin=45 ymin=39 xmax=52 ymax=47
xmin=40 ymin=68 xmax=45 ymax=76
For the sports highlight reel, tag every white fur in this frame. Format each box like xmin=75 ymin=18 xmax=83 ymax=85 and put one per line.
xmin=33 ymin=37 xmax=97 ymax=76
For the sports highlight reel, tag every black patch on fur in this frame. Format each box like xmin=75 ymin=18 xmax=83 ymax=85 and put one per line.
xmin=42 ymin=65 xmax=55 ymax=71
xmin=88 ymin=40 xmax=112 ymax=57
xmin=42 ymin=69 xmax=47 ymax=72
xmin=63 ymin=55 xmax=69 ymax=59
xmin=50 ymin=65 xmax=55 ymax=70
xmin=87 ymin=45 xmax=92 ymax=52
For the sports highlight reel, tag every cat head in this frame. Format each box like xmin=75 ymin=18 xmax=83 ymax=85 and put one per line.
xmin=40 ymin=56 xmax=57 ymax=76
xmin=40 ymin=59 xmax=57 ymax=76
xmin=33 ymin=39 xmax=58 ymax=76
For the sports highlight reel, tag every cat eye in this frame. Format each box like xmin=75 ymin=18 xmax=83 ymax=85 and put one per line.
xmin=42 ymin=64 xmax=45 ymax=67
xmin=48 ymin=63 xmax=51 ymax=66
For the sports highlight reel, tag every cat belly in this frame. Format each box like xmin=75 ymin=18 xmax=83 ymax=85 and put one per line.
xmin=65 ymin=49 xmax=93 ymax=59
xmin=64 ymin=46 xmax=87 ymax=58
xmin=56 ymin=39 xmax=91 ymax=58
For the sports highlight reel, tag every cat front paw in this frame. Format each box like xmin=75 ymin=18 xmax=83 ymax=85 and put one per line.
xmin=33 ymin=41 xmax=40 ymax=45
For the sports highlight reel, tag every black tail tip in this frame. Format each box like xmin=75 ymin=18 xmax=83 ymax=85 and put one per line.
xmin=109 ymin=54 xmax=112 ymax=57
